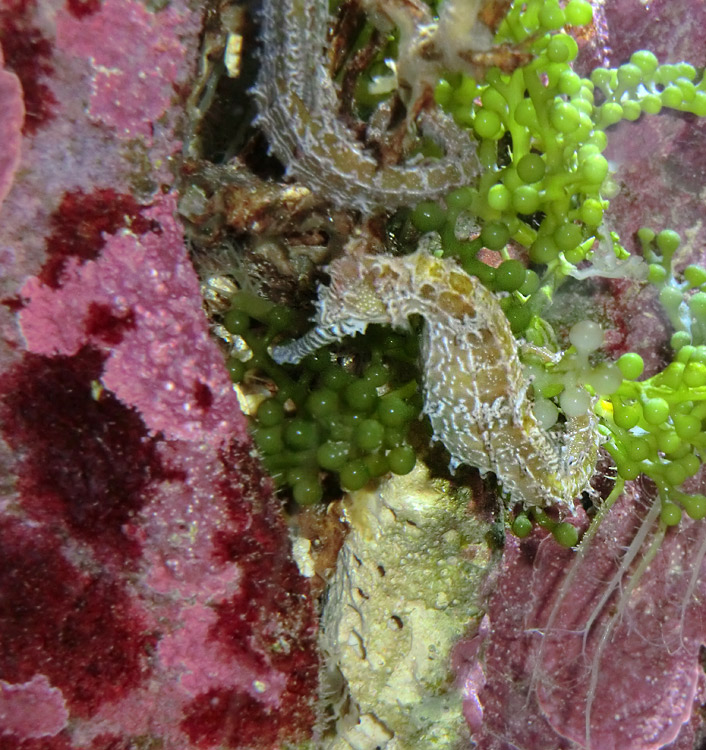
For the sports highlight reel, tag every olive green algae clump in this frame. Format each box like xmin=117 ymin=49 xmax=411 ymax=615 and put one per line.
xmin=318 ymin=464 xmax=492 ymax=750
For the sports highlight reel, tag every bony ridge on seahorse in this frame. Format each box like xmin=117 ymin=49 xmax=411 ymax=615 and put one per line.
xmin=271 ymin=247 xmax=601 ymax=510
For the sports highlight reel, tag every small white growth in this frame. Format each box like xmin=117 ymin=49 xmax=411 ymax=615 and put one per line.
xmin=570 ymin=320 xmax=604 ymax=353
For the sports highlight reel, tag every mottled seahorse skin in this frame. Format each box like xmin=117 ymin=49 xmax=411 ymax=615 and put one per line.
xmin=272 ymin=250 xmax=600 ymax=509
xmin=251 ymin=0 xmax=480 ymax=213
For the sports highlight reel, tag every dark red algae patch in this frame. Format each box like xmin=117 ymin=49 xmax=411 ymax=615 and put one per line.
xmin=0 ymin=0 xmax=57 ymax=134
xmin=0 ymin=347 xmax=169 ymax=564
xmin=0 ymin=736 xmax=73 ymax=750
xmin=182 ymin=445 xmax=319 ymax=748
xmin=40 ymin=188 xmax=159 ymax=289
xmin=84 ymin=301 xmax=135 ymax=345
xmin=0 ymin=517 xmax=154 ymax=717
xmin=65 ymin=0 xmax=102 ymax=19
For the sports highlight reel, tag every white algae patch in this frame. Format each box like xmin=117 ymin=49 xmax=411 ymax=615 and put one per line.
xmin=317 ymin=464 xmax=492 ymax=749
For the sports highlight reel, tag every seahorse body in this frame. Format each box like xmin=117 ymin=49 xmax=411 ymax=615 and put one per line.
xmin=272 ymin=250 xmax=600 ymax=509
xmin=251 ymin=0 xmax=480 ymax=213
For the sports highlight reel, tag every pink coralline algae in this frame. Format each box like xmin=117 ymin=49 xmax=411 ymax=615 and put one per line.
xmin=0 ymin=0 xmax=319 ymax=747
xmin=0 ymin=47 xmax=23 ymax=208
xmin=19 ymin=194 xmax=246 ymax=445
xmin=463 ymin=487 xmax=706 ymax=750
xmin=55 ymin=0 xmax=187 ymax=139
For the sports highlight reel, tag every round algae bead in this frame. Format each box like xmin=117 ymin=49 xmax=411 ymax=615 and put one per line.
xmin=631 ymin=50 xmax=658 ymax=75
xmin=673 ymin=414 xmax=701 ymax=440
xmin=657 ymin=430 xmax=681 ymax=455
xmin=587 ymin=363 xmax=622 ymax=395
xmin=340 ymin=460 xmax=371 ymax=491
xmin=512 ymin=514 xmax=533 ymax=538
xmin=223 ymin=309 xmax=250 ymax=334
xmin=660 ymin=501 xmax=682 ymax=526
xmin=530 ymin=236 xmax=559 ymax=264
xmin=305 ymin=388 xmax=339 ymax=419
xmin=345 ymin=379 xmax=379 ymax=411
xmin=284 ymin=418 xmax=319 ymax=450
xmin=412 ymin=201 xmax=446 ymax=232
xmin=539 ymin=1 xmax=566 ymax=29
xmin=581 ymin=154 xmax=609 ymax=183
xmin=643 ymin=397 xmax=670 ymax=425
xmin=684 ymin=264 xmax=706 ymax=287
xmin=570 ymin=320 xmax=604 ymax=353
xmin=626 ymin=437 xmax=650 ymax=461
xmin=682 ymin=493 xmax=706 ymax=520
xmin=293 ymin=478 xmax=323 ymax=506
xmin=387 ymin=445 xmax=416 ymax=475
xmin=656 ymin=229 xmax=681 ymax=255
xmin=550 ymin=102 xmax=580 ymax=133
xmin=317 ymin=440 xmax=350 ymax=471
xmin=534 ymin=398 xmax=559 ymax=429
xmin=580 ymin=199 xmax=604 ymax=226
xmin=553 ymin=521 xmax=579 ymax=548
xmin=257 ymin=398 xmax=286 ymax=426
xmin=684 ymin=361 xmax=706 ymax=387
xmin=495 ymin=260 xmax=527 ymax=292
xmin=517 ymin=153 xmax=546 ymax=183
xmin=474 ymin=109 xmax=502 ymax=139
xmin=512 ymin=186 xmax=541 ymax=214
xmin=554 ymin=222 xmax=583 ymax=252
xmin=617 ymin=352 xmax=644 ymax=380
xmin=377 ymin=395 xmax=410 ymax=427
xmin=613 ymin=400 xmax=641 ymax=430
xmin=487 ymin=183 xmax=511 ymax=211
xmin=481 ymin=221 xmax=510 ymax=250
xmin=565 ymin=0 xmax=593 ymax=25
xmin=354 ymin=419 xmax=385 ymax=451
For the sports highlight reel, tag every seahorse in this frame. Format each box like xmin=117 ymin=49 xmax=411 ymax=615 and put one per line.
xmin=271 ymin=248 xmax=601 ymax=509
xmin=251 ymin=0 xmax=481 ymax=213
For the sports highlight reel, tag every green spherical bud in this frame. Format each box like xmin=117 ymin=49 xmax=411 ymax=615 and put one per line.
xmin=322 ymin=366 xmax=353 ymax=391
xmin=681 ymin=493 xmax=706 ymax=520
xmin=284 ymin=418 xmax=319 ymax=450
xmin=517 ymin=153 xmax=546 ymax=183
xmin=377 ymin=395 xmax=411 ymax=427
xmin=519 ymin=269 xmax=540 ymax=295
xmin=617 ymin=63 xmax=642 ymax=89
xmin=617 ymin=459 xmax=641 ymax=480
xmin=302 ymin=350 xmax=330 ymax=373
xmin=660 ymin=501 xmax=682 ymax=526
xmin=580 ymin=198 xmax=604 ymax=226
xmin=434 ymin=78 xmax=453 ymax=107
xmin=506 ymin=303 xmax=532 ymax=334
xmin=293 ymin=478 xmax=323 ymax=506
xmin=364 ymin=452 xmax=390 ymax=477
xmin=656 ymin=430 xmax=681 ymax=455
xmin=267 ymin=306 xmax=296 ymax=333
xmin=538 ymin=1 xmax=566 ymax=29
xmin=481 ymin=221 xmax=511 ymax=250
xmin=565 ymin=0 xmax=593 ymax=25
xmin=495 ymin=260 xmax=527 ymax=292
xmin=363 ymin=363 xmax=390 ymax=387
xmin=223 ymin=309 xmax=250 ymax=335
xmin=387 ymin=445 xmax=416 ymax=475
xmin=514 ymin=98 xmax=538 ymax=127
xmin=661 ymin=85 xmax=683 ymax=108
xmin=559 ymin=69 xmax=582 ymax=95
xmin=512 ymin=513 xmax=533 ymax=538
xmin=412 ymin=201 xmax=446 ymax=232
xmin=626 ymin=437 xmax=650 ymax=461
xmin=554 ymin=222 xmax=583 ymax=252
xmin=487 ymin=183 xmax=511 ymax=211
xmin=257 ymin=398 xmax=286 ymax=426
xmin=679 ymin=452 xmax=701 ymax=478
xmin=643 ymin=397 xmax=670 ymax=425
xmin=254 ymin=425 xmax=284 ymax=455
xmin=226 ymin=356 xmax=247 ymax=383
xmin=671 ymin=331 xmax=692 ymax=351
xmin=345 ymin=379 xmax=379 ymax=411
xmin=512 ymin=185 xmax=541 ymax=214
xmin=640 ymin=94 xmax=662 ymax=115
xmin=552 ymin=521 xmax=579 ymax=548
xmin=550 ymin=101 xmax=580 ymax=133
xmin=617 ymin=352 xmax=644 ymax=380
xmin=547 ymin=35 xmax=573 ymax=62
xmin=673 ymin=414 xmax=701 ymax=440
xmin=683 ymin=361 xmax=706 ymax=387
xmin=305 ymin=388 xmax=339 ymax=420
xmin=586 ymin=363 xmax=623 ymax=395
xmin=665 ymin=461 xmax=688 ymax=487
xmin=581 ymin=154 xmax=609 ymax=183
xmin=474 ymin=109 xmax=502 ymax=139
xmin=317 ymin=440 xmax=350 ymax=471
xmin=613 ymin=400 xmax=642 ymax=429
xmin=684 ymin=265 xmax=706 ymax=287
xmin=446 ymin=185 xmax=476 ymax=210
xmin=660 ymin=361 xmax=685 ymax=389
xmin=530 ymin=236 xmax=560 ymax=264
xmin=600 ymin=102 xmax=623 ymax=125
xmin=630 ymin=50 xmax=659 ymax=76
xmin=354 ymin=419 xmax=385 ymax=451
xmin=340 ymin=459 xmax=371 ymax=491
xmin=656 ymin=229 xmax=681 ymax=255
